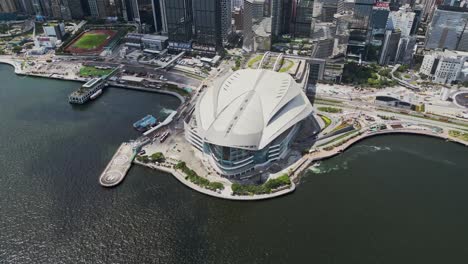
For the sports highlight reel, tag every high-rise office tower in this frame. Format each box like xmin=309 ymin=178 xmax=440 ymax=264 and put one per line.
xmin=313 ymin=0 xmax=338 ymax=23
xmin=346 ymin=0 xmax=374 ymax=57
xmin=271 ymin=0 xmax=282 ymax=37
xmin=127 ymin=0 xmax=163 ymax=33
xmin=220 ymin=0 xmax=232 ymax=44
xmin=87 ymin=0 xmax=104 ymax=17
xmin=386 ymin=5 xmax=416 ymax=37
xmin=370 ymin=2 xmax=390 ymax=46
xmin=232 ymin=0 xmax=244 ymax=8
xmin=422 ymin=0 xmax=436 ymax=21
xmin=37 ymin=0 xmax=54 ymax=17
xmin=243 ymin=0 xmax=255 ymax=51
xmin=395 ymin=35 xmax=416 ymax=64
xmin=410 ymin=5 xmax=422 ymax=34
xmin=0 ymin=0 xmax=19 ymax=13
xmin=192 ymin=0 xmax=232 ymax=46
xmin=51 ymin=0 xmax=72 ymax=19
xmin=379 ymin=29 xmax=401 ymax=65
xmin=351 ymin=0 xmax=374 ymax=31
xmin=165 ymin=0 xmax=193 ymax=46
xmin=87 ymin=0 xmax=124 ymax=18
xmin=67 ymin=0 xmax=85 ymax=18
xmin=159 ymin=0 xmax=168 ymax=33
xmin=293 ymin=0 xmax=314 ymax=37
xmin=425 ymin=6 xmax=468 ymax=51
xmin=371 ymin=2 xmax=390 ymax=31
xmin=17 ymin=0 xmax=36 ymax=14
xmin=192 ymin=0 xmax=223 ymax=48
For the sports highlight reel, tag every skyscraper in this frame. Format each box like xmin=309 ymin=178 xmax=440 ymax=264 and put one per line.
xmin=243 ymin=0 xmax=255 ymax=51
xmin=87 ymin=0 xmax=104 ymax=17
xmin=0 ymin=0 xmax=18 ymax=13
xmin=192 ymin=0 xmax=222 ymax=49
xmin=232 ymin=0 xmax=244 ymax=8
xmin=293 ymin=0 xmax=314 ymax=37
xmin=386 ymin=5 xmax=416 ymax=37
xmin=220 ymin=0 xmax=232 ymax=44
xmin=395 ymin=35 xmax=416 ymax=64
xmin=165 ymin=0 xmax=193 ymax=49
xmin=127 ymin=0 xmax=163 ymax=33
xmin=271 ymin=0 xmax=283 ymax=37
xmin=87 ymin=0 xmax=124 ymax=18
xmin=18 ymin=0 xmax=36 ymax=15
xmin=313 ymin=0 xmax=338 ymax=23
xmin=51 ymin=0 xmax=72 ymax=19
xmin=379 ymin=29 xmax=401 ymax=65
xmin=425 ymin=6 xmax=468 ymax=51
xmin=347 ymin=0 xmax=375 ymax=57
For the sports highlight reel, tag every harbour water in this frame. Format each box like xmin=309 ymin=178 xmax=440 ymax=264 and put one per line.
xmin=1 ymin=64 xmax=468 ymax=263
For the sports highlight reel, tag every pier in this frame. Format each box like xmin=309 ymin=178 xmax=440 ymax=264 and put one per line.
xmin=99 ymin=111 xmax=178 ymax=187
xmin=99 ymin=142 xmax=136 ymax=187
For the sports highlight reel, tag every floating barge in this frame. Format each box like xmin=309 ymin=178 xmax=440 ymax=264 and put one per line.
xmin=69 ymin=78 xmax=105 ymax=104
xmin=133 ymin=115 xmax=157 ymax=131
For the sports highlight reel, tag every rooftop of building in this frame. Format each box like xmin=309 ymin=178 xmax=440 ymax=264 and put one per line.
xmin=253 ymin=17 xmax=272 ymax=37
xmin=437 ymin=5 xmax=468 ymax=12
xmin=141 ymin=34 xmax=169 ymax=41
xmin=426 ymin=49 xmax=468 ymax=58
xmin=195 ymin=69 xmax=313 ymax=150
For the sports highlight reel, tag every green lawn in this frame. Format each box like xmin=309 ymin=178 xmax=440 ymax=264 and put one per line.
xmin=449 ymin=130 xmax=468 ymax=142
xmin=73 ymin=33 xmax=108 ymax=49
xmin=279 ymin=59 xmax=294 ymax=72
xmin=79 ymin=66 xmax=113 ymax=77
xmin=319 ymin=114 xmax=331 ymax=129
xmin=247 ymin=55 xmax=263 ymax=68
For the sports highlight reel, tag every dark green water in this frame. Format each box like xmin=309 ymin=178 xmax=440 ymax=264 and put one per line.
xmin=1 ymin=64 xmax=468 ymax=263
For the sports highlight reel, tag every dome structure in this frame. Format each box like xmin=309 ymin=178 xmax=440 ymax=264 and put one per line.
xmin=185 ymin=69 xmax=314 ymax=179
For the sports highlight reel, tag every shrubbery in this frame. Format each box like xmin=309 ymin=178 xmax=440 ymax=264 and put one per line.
xmin=137 ymin=152 xmax=165 ymax=163
xmin=317 ymin=106 xmax=342 ymax=113
xmin=150 ymin=152 xmax=165 ymax=162
xmin=174 ymin=161 xmax=224 ymax=191
xmin=231 ymin=175 xmax=291 ymax=196
xmin=136 ymin=155 xmax=150 ymax=163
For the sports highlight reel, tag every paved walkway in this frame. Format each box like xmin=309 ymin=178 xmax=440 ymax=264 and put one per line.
xmin=134 ymin=160 xmax=296 ymax=201
xmin=289 ymin=127 xmax=468 ymax=180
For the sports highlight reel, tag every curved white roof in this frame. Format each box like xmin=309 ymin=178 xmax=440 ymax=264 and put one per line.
xmin=196 ymin=69 xmax=313 ymax=150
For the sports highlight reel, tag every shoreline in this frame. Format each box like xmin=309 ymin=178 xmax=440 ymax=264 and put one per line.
xmin=2 ymin=58 xmax=467 ymax=201
xmin=0 ymin=59 xmax=186 ymax=103
xmin=134 ymin=160 xmax=296 ymax=201
xmin=135 ymin=129 xmax=468 ymax=201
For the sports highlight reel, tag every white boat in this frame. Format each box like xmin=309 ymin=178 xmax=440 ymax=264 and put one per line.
xmin=90 ymin=89 xmax=103 ymax=100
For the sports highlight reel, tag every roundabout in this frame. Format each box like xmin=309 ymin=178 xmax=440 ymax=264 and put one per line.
xmin=454 ymin=91 xmax=468 ymax=108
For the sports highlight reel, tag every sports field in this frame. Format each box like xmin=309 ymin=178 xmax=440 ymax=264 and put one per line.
xmin=72 ymin=33 xmax=108 ymax=49
xmin=65 ymin=29 xmax=117 ymax=55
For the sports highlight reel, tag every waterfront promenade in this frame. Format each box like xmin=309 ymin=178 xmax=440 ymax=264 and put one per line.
xmin=134 ymin=124 xmax=467 ymax=200
xmin=290 ymin=128 xmax=468 ymax=181
xmin=134 ymin=160 xmax=296 ymax=201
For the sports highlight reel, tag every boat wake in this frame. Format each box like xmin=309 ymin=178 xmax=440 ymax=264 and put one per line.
xmin=307 ymin=162 xmax=346 ymax=174
xmin=357 ymin=145 xmax=392 ymax=152
xmin=306 ymin=145 xmax=392 ymax=175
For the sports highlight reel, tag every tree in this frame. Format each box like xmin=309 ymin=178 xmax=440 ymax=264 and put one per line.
xmin=397 ymin=65 xmax=408 ymax=72
xmin=150 ymin=152 xmax=165 ymax=162
xmin=12 ymin=46 xmax=22 ymax=53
